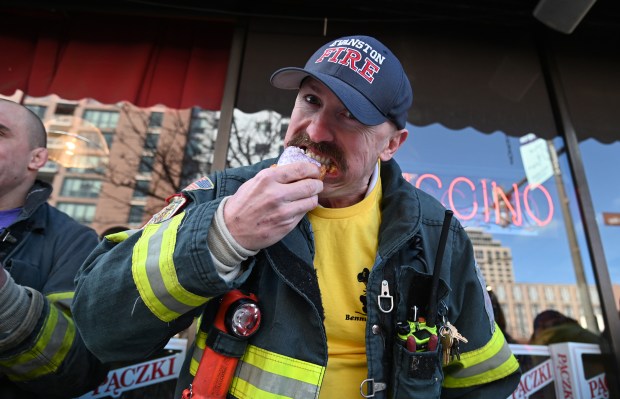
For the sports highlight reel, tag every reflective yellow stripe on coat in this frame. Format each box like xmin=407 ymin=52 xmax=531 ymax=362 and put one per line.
xmin=190 ymin=330 xmax=324 ymax=399
xmin=0 ymin=304 xmax=75 ymax=381
xmin=132 ymin=212 xmax=208 ymax=322
xmin=189 ymin=328 xmax=208 ymax=376
xmin=230 ymin=345 xmax=325 ymax=399
xmin=443 ymin=323 xmax=519 ymax=388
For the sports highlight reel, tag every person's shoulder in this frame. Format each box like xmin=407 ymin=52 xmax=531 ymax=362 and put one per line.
xmin=216 ymin=159 xmax=277 ymax=188
xmin=183 ymin=159 xmax=276 ymax=201
xmin=224 ymin=158 xmax=277 ymax=178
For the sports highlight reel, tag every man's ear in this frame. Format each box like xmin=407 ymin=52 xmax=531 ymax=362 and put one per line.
xmin=28 ymin=148 xmax=48 ymax=171
xmin=379 ymin=129 xmax=408 ymax=161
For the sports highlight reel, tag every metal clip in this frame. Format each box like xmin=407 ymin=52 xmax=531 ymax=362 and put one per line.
xmin=360 ymin=378 xmax=387 ymax=398
xmin=377 ymin=280 xmax=394 ymax=313
xmin=0 ymin=229 xmax=16 ymax=244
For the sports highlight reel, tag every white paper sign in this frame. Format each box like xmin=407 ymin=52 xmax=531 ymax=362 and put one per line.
xmin=519 ymin=137 xmax=554 ymax=187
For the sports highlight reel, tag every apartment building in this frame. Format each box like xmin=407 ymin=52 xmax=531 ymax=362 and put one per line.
xmin=20 ymin=94 xmax=193 ymax=236
xmin=468 ymin=227 xmax=620 ymax=342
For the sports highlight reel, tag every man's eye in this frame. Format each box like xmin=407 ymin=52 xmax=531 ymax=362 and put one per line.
xmin=304 ymin=94 xmax=320 ymax=105
xmin=343 ymin=110 xmax=356 ymax=120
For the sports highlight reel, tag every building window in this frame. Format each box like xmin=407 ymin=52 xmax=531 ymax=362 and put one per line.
xmin=128 ymin=205 xmax=145 ymax=225
xmin=254 ymin=143 xmax=271 ymax=157
xmin=532 ymin=304 xmax=540 ymax=318
xmin=133 ymin=180 xmax=150 ymax=199
xmin=61 ymin=178 xmax=102 ymax=198
xmin=57 ymin=202 xmax=96 ymax=224
xmin=512 ymin=285 xmax=522 ymax=301
xmin=54 ymin=103 xmax=77 ymax=116
xmin=528 ymin=286 xmax=539 ymax=301
xmin=65 ymin=156 xmax=106 ymax=173
xmin=148 ymin=112 xmax=163 ymax=127
xmin=138 ymin=156 xmax=154 ymax=174
xmin=496 ymin=285 xmax=506 ymax=301
xmin=26 ymin=104 xmax=46 ymax=119
xmin=545 ymin=287 xmax=555 ymax=301
xmin=144 ymin=132 xmax=160 ymax=150
xmin=515 ymin=304 xmax=527 ymax=337
xmin=590 ymin=287 xmax=600 ymax=305
xmin=82 ymin=110 xmax=120 ymax=129
xmin=102 ymin=132 xmax=114 ymax=150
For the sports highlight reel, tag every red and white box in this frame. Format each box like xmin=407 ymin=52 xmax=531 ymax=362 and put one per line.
xmin=508 ymin=343 xmax=608 ymax=399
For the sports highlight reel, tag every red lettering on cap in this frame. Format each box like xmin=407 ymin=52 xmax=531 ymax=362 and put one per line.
xmin=339 ymin=48 xmax=362 ymax=71
xmin=315 ymin=47 xmax=340 ymax=63
xmin=358 ymin=58 xmax=380 ymax=83
xmin=314 ymin=45 xmax=381 ymax=84
xmin=326 ymin=47 xmax=347 ymax=63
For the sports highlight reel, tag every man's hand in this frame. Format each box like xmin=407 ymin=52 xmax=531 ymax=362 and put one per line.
xmin=224 ymin=162 xmax=323 ymax=250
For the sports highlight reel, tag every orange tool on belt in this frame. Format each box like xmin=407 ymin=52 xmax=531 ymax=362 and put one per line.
xmin=182 ymin=290 xmax=261 ymax=399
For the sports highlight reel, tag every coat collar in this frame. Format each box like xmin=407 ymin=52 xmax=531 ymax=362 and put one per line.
xmin=16 ymin=180 xmax=52 ymax=229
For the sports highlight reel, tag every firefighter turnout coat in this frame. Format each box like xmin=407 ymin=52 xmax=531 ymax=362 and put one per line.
xmin=0 ymin=180 xmax=107 ymax=399
xmin=73 ymin=159 xmax=520 ymax=399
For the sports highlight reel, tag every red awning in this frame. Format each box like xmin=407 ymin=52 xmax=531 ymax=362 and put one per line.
xmin=0 ymin=10 xmax=233 ymax=110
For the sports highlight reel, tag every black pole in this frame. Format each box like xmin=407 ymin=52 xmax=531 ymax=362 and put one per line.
xmin=427 ymin=210 xmax=453 ymax=328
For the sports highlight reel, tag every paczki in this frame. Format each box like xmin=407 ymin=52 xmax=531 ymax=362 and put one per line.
xmin=276 ymin=146 xmax=327 ymax=180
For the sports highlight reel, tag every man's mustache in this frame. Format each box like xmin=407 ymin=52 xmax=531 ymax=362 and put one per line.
xmin=287 ymin=133 xmax=347 ymax=172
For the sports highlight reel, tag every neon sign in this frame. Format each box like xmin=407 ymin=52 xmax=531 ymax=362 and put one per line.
xmin=403 ymin=172 xmax=555 ymax=228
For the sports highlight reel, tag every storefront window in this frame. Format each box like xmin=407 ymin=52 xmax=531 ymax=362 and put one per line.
xmin=14 ymin=95 xmax=195 ymax=234
xmin=392 ymin=119 xmax=607 ymax=340
xmin=231 ymin=27 xmax=614 ymax=347
xmin=226 ymin=109 xmax=287 ymax=168
xmin=551 ymin=36 xmax=620 ymax=300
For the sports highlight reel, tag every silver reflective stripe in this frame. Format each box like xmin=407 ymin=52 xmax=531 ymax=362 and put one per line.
xmin=236 ymin=361 xmax=320 ymax=398
xmin=448 ymin=338 xmax=513 ymax=379
xmin=10 ymin=307 xmax=70 ymax=375
xmin=192 ymin=343 xmax=204 ymax=364
xmin=144 ymin=218 xmax=195 ymax=315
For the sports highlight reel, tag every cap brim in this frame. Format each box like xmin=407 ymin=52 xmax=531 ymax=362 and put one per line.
xmin=270 ymin=67 xmax=387 ymax=127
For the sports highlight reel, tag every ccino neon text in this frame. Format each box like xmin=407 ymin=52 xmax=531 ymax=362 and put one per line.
xmin=403 ymin=172 xmax=554 ymax=228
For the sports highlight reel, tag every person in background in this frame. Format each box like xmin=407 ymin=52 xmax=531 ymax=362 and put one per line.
xmin=73 ymin=35 xmax=520 ymax=398
xmin=529 ymin=309 xmax=600 ymax=345
xmin=488 ymin=287 xmax=518 ymax=343
xmin=0 ymin=99 xmax=108 ymax=399
xmin=529 ymin=309 xmax=605 ymax=382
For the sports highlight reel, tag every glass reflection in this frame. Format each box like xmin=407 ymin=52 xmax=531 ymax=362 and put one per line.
xmin=394 ymin=123 xmax=603 ymax=341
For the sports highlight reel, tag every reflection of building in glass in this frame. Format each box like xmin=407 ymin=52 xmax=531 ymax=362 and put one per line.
xmin=467 ymin=227 xmax=620 ymax=342
xmin=17 ymin=95 xmax=290 ymax=236
xmin=183 ymin=108 xmax=219 ymax=185
xmin=19 ymin=95 xmax=192 ymax=235
xmin=183 ymin=108 xmax=288 ymax=184
xmin=467 ymin=227 xmax=514 ymax=284
xmin=492 ymin=282 xmax=619 ymax=343
xmin=227 ymin=109 xmax=289 ymax=168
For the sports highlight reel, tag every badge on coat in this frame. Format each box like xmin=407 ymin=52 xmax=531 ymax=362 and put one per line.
xmin=145 ymin=194 xmax=188 ymax=226
xmin=183 ymin=176 xmax=214 ymax=191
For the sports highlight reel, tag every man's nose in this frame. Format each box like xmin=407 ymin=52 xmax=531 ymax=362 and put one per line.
xmin=306 ymin=112 xmax=335 ymax=143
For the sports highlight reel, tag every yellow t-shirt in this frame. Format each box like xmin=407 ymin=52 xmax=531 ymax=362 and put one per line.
xmin=308 ymin=176 xmax=382 ymax=398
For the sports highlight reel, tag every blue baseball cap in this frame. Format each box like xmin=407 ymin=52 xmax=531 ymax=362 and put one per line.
xmin=270 ymin=35 xmax=412 ymax=129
